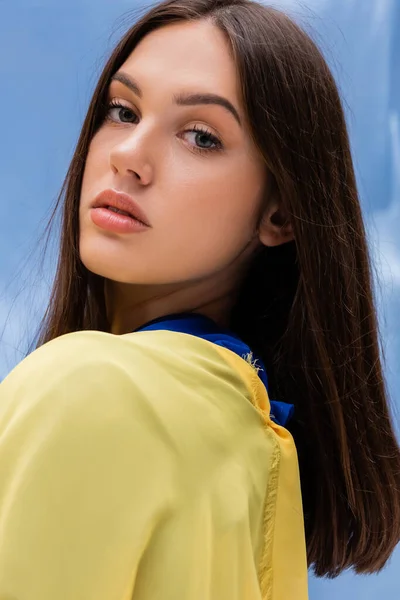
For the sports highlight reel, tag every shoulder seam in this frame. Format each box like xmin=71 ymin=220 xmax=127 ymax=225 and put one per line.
xmin=209 ymin=343 xmax=282 ymax=600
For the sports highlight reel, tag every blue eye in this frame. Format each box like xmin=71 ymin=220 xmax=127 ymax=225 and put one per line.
xmin=183 ymin=125 xmax=223 ymax=155
xmin=106 ymin=101 xmax=137 ymax=124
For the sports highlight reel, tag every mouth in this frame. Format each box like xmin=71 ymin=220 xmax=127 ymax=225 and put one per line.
xmin=104 ymin=205 xmax=136 ymax=218
xmin=92 ymin=189 xmax=150 ymax=227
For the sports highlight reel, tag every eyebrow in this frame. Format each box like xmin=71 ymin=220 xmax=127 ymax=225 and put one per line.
xmin=110 ymin=71 xmax=242 ymax=127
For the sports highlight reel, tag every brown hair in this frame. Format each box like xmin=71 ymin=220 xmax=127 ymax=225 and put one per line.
xmin=31 ymin=0 xmax=400 ymax=577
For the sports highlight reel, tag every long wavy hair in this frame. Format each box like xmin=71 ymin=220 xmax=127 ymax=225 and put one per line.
xmin=31 ymin=0 xmax=400 ymax=578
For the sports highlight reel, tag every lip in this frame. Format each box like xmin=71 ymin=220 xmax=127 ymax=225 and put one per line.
xmin=91 ymin=189 xmax=151 ymax=227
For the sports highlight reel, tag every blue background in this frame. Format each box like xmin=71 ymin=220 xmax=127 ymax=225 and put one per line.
xmin=0 ymin=0 xmax=399 ymax=595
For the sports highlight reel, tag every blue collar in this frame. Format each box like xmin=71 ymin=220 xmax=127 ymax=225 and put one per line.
xmin=135 ymin=312 xmax=294 ymax=427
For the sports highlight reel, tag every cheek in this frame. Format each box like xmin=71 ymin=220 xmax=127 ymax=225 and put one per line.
xmin=169 ymin=156 xmax=264 ymax=244
xmin=149 ymin=167 xmax=262 ymax=279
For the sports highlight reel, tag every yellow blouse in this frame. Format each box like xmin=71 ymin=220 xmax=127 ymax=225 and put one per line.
xmin=0 ymin=328 xmax=308 ymax=599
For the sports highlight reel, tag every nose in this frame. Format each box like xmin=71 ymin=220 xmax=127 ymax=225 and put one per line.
xmin=109 ymin=129 xmax=154 ymax=185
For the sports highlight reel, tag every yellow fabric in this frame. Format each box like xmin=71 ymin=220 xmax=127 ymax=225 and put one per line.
xmin=213 ymin=345 xmax=308 ymax=599
xmin=0 ymin=329 xmax=308 ymax=599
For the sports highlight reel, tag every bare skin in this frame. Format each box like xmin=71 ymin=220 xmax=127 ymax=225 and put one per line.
xmin=79 ymin=19 xmax=293 ymax=334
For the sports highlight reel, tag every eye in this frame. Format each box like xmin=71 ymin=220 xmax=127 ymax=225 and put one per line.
xmin=106 ymin=101 xmax=138 ymax=124
xmin=182 ymin=125 xmax=223 ymax=155
xmin=103 ymin=100 xmax=223 ymax=156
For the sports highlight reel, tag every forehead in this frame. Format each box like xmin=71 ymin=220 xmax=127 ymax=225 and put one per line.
xmin=119 ymin=20 xmax=240 ymax=104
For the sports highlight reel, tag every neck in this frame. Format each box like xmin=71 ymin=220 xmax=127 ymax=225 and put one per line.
xmin=104 ymin=279 xmax=238 ymax=335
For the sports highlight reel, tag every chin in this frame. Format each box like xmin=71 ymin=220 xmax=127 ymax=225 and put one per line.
xmin=79 ymin=228 xmax=151 ymax=284
xmin=80 ymin=255 xmax=128 ymax=283
xmin=79 ymin=250 xmax=151 ymax=284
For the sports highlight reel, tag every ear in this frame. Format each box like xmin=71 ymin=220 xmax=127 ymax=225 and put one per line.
xmin=258 ymin=200 xmax=294 ymax=247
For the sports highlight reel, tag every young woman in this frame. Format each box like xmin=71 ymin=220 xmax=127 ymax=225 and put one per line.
xmin=0 ymin=1 xmax=399 ymax=598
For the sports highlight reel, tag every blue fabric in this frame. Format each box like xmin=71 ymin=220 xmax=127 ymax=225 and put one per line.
xmin=135 ymin=312 xmax=294 ymax=427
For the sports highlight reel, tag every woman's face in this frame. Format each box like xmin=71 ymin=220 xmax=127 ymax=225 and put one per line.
xmin=79 ymin=20 xmax=268 ymax=287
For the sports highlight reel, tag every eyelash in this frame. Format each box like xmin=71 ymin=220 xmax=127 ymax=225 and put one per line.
xmin=104 ymin=100 xmax=223 ymax=156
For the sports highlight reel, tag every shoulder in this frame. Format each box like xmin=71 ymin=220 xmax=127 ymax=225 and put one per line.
xmin=0 ymin=329 xmax=273 ymax=473
xmin=1 ymin=331 xmax=135 ymax=418
xmin=3 ymin=328 xmax=263 ymax=417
